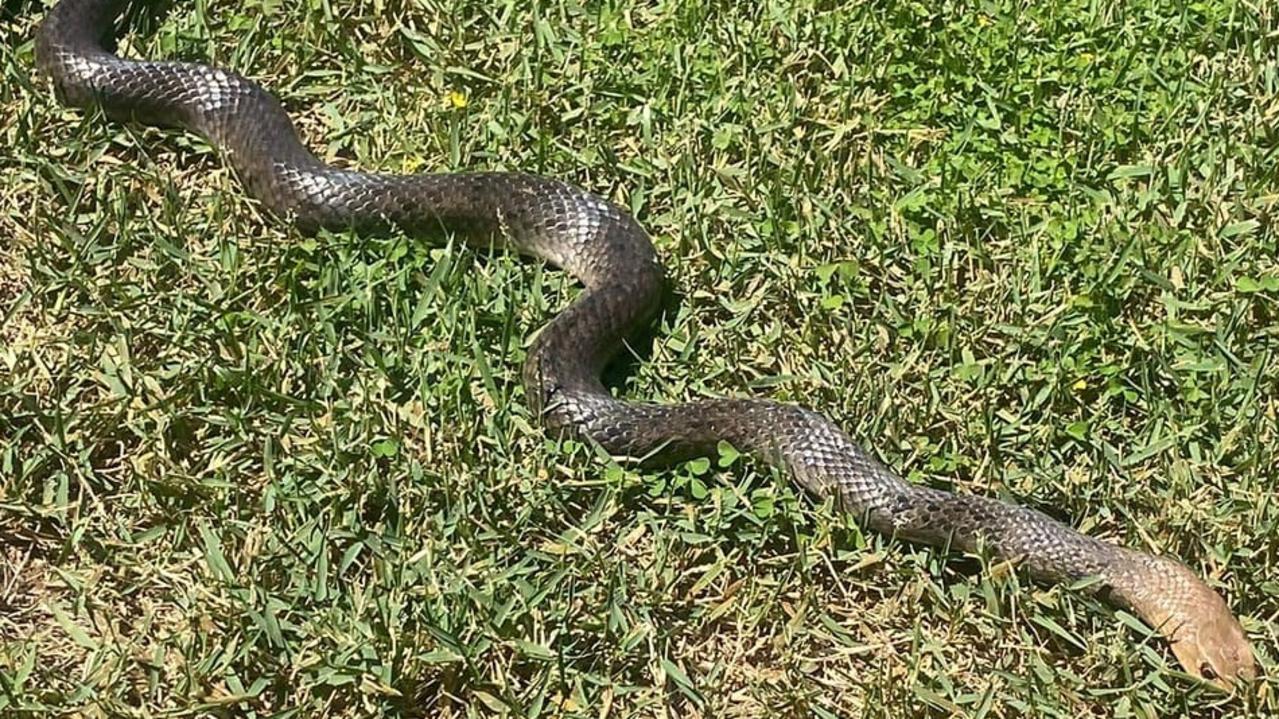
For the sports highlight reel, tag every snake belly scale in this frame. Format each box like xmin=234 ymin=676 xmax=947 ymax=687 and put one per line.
xmin=36 ymin=0 xmax=1255 ymax=685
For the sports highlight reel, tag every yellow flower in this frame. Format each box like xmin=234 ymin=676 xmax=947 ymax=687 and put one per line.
xmin=448 ymin=90 xmax=468 ymax=109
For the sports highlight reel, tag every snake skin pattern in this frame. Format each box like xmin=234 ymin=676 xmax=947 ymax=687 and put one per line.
xmin=36 ymin=0 xmax=1255 ymax=685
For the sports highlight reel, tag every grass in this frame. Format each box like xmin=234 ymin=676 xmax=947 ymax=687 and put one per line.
xmin=1 ymin=0 xmax=1277 ymax=716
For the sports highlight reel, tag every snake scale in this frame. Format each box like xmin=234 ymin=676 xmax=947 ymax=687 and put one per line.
xmin=36 ymin=0 xmax=1255 ymax=686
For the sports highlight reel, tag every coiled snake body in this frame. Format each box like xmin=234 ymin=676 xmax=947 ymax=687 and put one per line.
xmin=37 ymin=0 xmax=1255 ymax=685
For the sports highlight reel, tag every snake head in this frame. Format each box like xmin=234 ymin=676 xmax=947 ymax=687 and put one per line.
xmin=1131 ymin=556 xmax=1257 ymax=689
xmin=1167 ymin=598 xmax=1256 ymax=690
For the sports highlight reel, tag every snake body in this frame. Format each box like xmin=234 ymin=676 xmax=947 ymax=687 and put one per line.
xmin=37 ymin=0 xmax=1255 ymax=684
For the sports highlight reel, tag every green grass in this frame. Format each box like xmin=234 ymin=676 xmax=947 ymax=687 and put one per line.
xmin=2 ymin=0 xmax=1277 ymax=716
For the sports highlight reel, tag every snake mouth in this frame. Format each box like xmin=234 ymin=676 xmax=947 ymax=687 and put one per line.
xmin=1173 ymin=637 xmax=1257 ymax=691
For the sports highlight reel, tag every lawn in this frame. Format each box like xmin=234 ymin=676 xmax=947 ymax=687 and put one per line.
xmin=1 ymin=0 xmax=1276 ymax=716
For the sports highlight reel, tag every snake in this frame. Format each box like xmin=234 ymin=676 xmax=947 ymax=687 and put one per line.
xmin=36 ymin=0 xmax=1255 ymax=687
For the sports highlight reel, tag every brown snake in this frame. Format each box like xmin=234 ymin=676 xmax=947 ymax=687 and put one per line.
xmin=36 ymin=0 xmax=1256 ymax=687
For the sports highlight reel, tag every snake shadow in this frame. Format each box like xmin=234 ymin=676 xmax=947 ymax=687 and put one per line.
xmin=599 ymin=282 xmax=683 ymax=391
